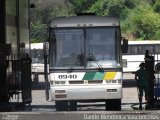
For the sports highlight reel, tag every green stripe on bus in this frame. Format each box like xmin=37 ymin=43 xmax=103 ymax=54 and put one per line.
xmin=83 ymin=72 xmax=96 ymax=80
xmin=93 ymin=72 xmax=104 ymax=80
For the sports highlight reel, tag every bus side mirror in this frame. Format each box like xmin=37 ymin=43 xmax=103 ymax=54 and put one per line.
xmin=122 ymin=38 xmax=128 ymax=53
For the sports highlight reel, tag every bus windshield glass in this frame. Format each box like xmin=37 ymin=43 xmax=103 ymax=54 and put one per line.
xmin=50 ymin=28 xmax=119 ymax=68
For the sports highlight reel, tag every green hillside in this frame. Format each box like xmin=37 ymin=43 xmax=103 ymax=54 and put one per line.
xmin=30 ymin=0 xmax=160 ymax=42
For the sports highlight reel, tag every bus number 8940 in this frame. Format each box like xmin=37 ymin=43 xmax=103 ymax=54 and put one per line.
xmin=58 ymin=74 xmax=77 ymax=79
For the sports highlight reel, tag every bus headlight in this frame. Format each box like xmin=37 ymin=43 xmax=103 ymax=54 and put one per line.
xmin=55 ymin=90 xmax=67 ymax=98
xmin=105 ymin=80 xmax=112 ymax=83
xmin=51 ymin=81 xmax=66 ymax=85
xmin=118 ymin=79 xmax=122 ymax=83
xmin=105 ymin=79 xmax=122 ymax=84
xmin=107 ymin=89 xmax=117 ymax=92
xmin=111 ymin=80 xmax=117 ymax=83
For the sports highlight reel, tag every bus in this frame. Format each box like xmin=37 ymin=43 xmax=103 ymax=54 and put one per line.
xmin=31 ymin=43 xmax=44 ymax=73
xmin=44 ymin=14 xmax=128 ymax=111
xmin=122 ymin=40 xmax=160 ymax=73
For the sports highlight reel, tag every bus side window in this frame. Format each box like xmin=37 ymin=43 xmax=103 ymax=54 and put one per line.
xmin=155 ymin=46 xmax=160 ymax=54
xmin=138 ymin=45 xmax=154 ymax=54
xmin=128 ymin=45 xmax=138 ymax=55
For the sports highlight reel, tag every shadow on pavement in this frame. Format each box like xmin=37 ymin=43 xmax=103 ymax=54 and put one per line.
xmin=123 ymin=79 xmax=137 ymax=88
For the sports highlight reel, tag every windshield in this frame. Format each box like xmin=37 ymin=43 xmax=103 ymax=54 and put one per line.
xmin=31 ymin=49 xmax=44 ymax=64
xmin=50 ymin=29 xmax=84 ymax=68
xmin=86 ymin=28 xmax=117 ymax=68
xmin=50 ymin=28 xmax=120 ymax=69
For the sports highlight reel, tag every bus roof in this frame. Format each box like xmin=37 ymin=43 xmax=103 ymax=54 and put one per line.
xmin=31 ymin=43 xmax=43 ymax=49
xmin=49 ymin=16 xmax=119 ymax=28
xmin=128 ymin=40 xmax=160 ymax=45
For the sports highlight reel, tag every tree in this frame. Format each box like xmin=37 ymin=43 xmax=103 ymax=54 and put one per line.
xmin=30 ymin=0 xmax=160 ymax=41
xmin=69 ymin=0 xmax=97 ymax=13
xmin=30 ymin=22 xmax=47 ymax=43
xmin=129 ymin=5 xmax=160 ymax=39
xmin=153 ymin=0 xmax=160 ymax=13
xmin=88 ymin=0 xmax=137 ymax=19
xmin=87 ymin=0 xmax=107 ymax=16
xmin=30 ymin=0 xmax=73 ymax=24
xmin=30 ymin=0 xmax=74 ymax=43
xmin=154 ymin=30 xmax=160 ymax=39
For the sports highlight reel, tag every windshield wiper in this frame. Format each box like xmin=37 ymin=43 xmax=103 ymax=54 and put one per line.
xmin=67 ymin=57 xmax=77 ymax=72
xmin=88 ymin=53 xmax=104 ymax=72
xmin=68 ymin=54 xmax=84 ymax=72
xmin=68 ymin=53 xmax=104 ymax=72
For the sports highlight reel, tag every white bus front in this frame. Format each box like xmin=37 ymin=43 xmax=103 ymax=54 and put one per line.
xmin=48 ymin=16 xmax=124 ymax=111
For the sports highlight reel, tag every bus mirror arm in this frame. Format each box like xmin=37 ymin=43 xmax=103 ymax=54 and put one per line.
xmin=155 ymin=63 xmax=160 ymax=73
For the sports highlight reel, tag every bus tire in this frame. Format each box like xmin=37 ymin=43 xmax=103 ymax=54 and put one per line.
xmin=55 ymin=101 xmax=69 ymax=111
xmin=69 ymin=101 xmax=77 ymax=111
xmin=105 ymin=99 xmax=121 ymax=111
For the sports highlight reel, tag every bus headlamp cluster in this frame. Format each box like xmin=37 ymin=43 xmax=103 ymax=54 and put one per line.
xmin=105 ymin=79 xmax=122 ymax=84
xmin=51 ymin=79 xmax=122 ymax=85
xmin=55 ymin=90 xmax=67 ymax=99
xmin=51 ymin=81 xmax=66 ymax=85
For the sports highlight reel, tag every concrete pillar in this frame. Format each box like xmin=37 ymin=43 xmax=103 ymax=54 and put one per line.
xmin=0 ymin=0 xmax=8 ymax=103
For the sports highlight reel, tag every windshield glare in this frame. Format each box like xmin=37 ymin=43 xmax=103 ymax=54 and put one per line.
xmin=50 ymin=28 xmax=119 ymax=68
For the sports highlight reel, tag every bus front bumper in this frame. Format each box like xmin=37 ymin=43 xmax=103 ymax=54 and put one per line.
xmin=50 ymin=85 xmax=122 ymax=101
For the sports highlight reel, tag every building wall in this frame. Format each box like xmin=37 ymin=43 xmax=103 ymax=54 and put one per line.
xmin=0 ymin=0 xmax=30 ymax=103
xmin=6 ymin=0 xmax=30 ymax=59
xmin=0 ymin=0 xmax=7 ymax=102
xmin=19 ymin=0 xmax=30 ymax=57
xmin=6 ymin=0 xmax=17 ymax=59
